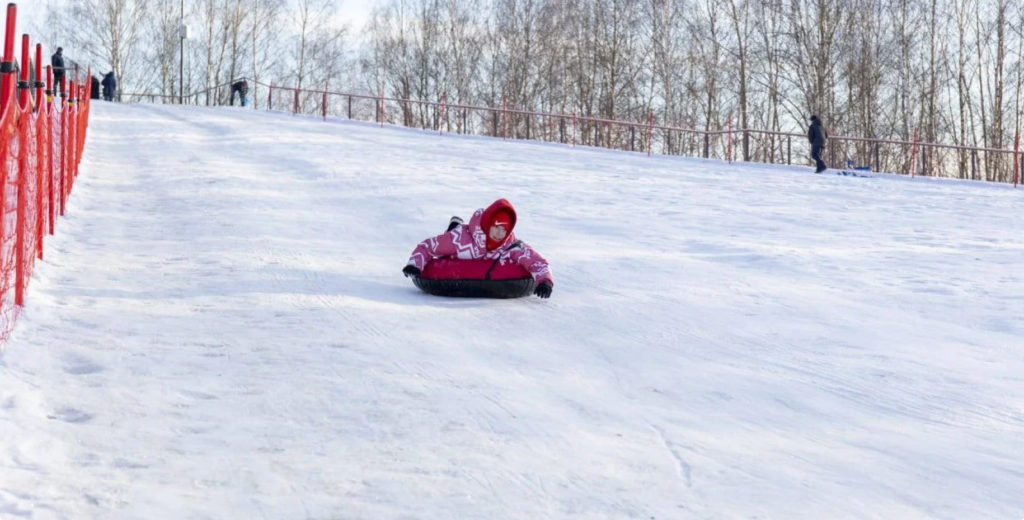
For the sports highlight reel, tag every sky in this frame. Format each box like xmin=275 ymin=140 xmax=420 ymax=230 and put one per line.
xmin=13 ymin=0 xmax=381 ymax=54
xmin=0 ymin=99 xmax=1022 ymax=518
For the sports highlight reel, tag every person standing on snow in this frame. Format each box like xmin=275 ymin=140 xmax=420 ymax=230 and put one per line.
xmin=51 ymin=47 xmax=65 ymax=94
xmin=230 ymin=79 xmax=249 ymax=106
xmin=101 ymin=71 xmax=117 ymax=101
xmin=808 ymin=114 xmax=828 ymax=173
xmin=403 ymin=198 xmax=554 ymax=298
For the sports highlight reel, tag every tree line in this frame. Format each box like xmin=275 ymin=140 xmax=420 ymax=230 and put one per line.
xmin=39 ymin=0 xmax=1024 ymax=181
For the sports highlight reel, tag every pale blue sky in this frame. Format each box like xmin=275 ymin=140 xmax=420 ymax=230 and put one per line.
xmin=8 ymin=0 xmax=380 ymax=69
xmin=15 ymin=0 xmax=380 ymax=42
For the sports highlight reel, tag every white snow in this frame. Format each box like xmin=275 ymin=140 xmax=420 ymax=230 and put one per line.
xmin=1 ymin=102 xmax=1022 ymax=519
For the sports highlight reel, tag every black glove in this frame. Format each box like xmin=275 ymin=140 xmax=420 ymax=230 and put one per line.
xmin=534 ymin=281 xmax=552 ymax=299
xmin=402 ymin=265 xmax=421 ymax=278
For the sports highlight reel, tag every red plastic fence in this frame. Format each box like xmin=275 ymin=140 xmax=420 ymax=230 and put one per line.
xmin=0 ymin=4 xmax=91 ymax=342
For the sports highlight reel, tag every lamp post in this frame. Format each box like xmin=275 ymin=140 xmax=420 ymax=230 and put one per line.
xmin=179 ymin=0 xmax=184 ymax=104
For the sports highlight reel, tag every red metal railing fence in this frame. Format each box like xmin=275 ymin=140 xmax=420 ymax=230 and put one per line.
xmin=122 ymin=74 xmax=1024 ymax=185
xmin=246 ymin=81 xmax=1020 ymax=185
xmin=0 ymin=4 xmax=92 ymax=342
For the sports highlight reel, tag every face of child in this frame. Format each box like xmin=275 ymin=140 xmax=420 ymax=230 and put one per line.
xmin=488 ymin=224 xmax=508 ymax=242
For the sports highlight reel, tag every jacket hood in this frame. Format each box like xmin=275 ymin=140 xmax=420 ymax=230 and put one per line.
xmin=480 ymin=199 xmax=517 ymax=250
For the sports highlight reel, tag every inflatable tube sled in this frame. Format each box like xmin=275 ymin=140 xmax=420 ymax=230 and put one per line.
xmin=412 ymin=258 xmax=536 ymax=298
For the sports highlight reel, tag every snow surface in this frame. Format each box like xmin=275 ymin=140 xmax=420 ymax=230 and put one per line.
xmin=1 ymin=102 xmax=1023 ymax=519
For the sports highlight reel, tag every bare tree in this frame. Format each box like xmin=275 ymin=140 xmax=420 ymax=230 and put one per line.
xmin=56 ymin=0 xmax=150 ymax=95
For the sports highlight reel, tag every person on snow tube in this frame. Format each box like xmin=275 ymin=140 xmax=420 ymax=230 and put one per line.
xmin=403 ymin=199 xmax=554 ymax=298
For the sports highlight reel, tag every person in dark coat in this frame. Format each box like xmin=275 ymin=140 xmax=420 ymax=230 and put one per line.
xmin=51 ymin=47 xmax=65 ymax=93
xmin=90 ymin=75 xmax=100 ymax=99
xmin=230 ymin=79 xmax=249 ymax=106
xmin=101 ymin=71 xmax=117 ymax=101
xmin=808 ymin=115 xmax=828 ymax=173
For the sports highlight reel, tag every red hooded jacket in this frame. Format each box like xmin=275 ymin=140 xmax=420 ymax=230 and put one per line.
xmin=407 ymin=199 xmax=553 ymax=287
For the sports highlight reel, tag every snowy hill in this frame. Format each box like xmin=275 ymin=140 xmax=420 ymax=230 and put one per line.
xmin=1 ymin=102 xmax=1022 ymax=519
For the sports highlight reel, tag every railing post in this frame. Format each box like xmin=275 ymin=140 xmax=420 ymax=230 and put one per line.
xmin=1014 ymin=132 xmax=1020 ymax=187
xmin=727 ymin=116 xmax=733 ymax=163
xmin=909 ymin=127 xmax=918 ymax=177
xmin=322 ymin=86 xmax=328 ymax=120
xmin=526 ymin=114 xmax=530 ymax=140
xmin=347 ymin=95 xmax=352 ymax=119
xmin=704 ymin=134 xmax=710 ymax=159
xmin=440 ymin=92 xmax=447 ymax=135
xmin=572 ymin=110 xmax=576 ymax=147
xmin=971 ymin=149 xmax=977 ymax=180
xmin=874 ymin=142 xmax=880 ymax=172
xmin=293 ymin=87 xmax=299 ymax=115
xmin=630 ymin=125 xmax=635 ymax=151
xmin=268 ymin=83 xmax=273 ymax=110
xmin=647 ymin=111 xmax=654 ymax=156
xmin=743 ymin=130 xmax=749 ymax=162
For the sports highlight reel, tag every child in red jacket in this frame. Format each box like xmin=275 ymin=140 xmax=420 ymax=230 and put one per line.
xmin=403 ymin=199 xmax=553 ymax=298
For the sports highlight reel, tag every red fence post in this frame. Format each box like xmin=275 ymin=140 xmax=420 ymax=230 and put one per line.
xmin=68 ymin=81 xmax=76 ymax=196
xmin=439 ymin=91 xmax=447 ymax=135
xmin=322 ymin=84 xmax=328 ymax=121
xmin=647 ymin=111 xmax=654 ymax=156
xmin=13 ymin=32 xmax=30 ymax=305
xmin=727 ymin=115 xmax=733 ymax=164
xmin=910 ymin=127 xmax=918 ymax=178
xmin=33 ymin=43 xmax=41 ymax=109
xmin=0 ymin=4 xmax=15 ymax=113
xmin=46 ymin=65 xmax=54 ymax=235
xmin=35 ymin=60 xmax=45 ymax=260
xmin=59 ymin=76 xmax=66 ymax=215
xmin=15 ymin=96 xmax=27 ymax=306
xmin=1013 ymin=132 xmax=1019 ymax=188
xmin=18 ymin=34 xmax=28 ymax=109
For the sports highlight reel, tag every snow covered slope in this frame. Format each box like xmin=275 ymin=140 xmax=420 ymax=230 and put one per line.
xmin=1 ymin=101 xmax=1022 ymax=519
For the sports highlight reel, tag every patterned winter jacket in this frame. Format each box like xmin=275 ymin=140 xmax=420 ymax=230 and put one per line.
xmin=407 ymin=199 xmax=554 ymax=287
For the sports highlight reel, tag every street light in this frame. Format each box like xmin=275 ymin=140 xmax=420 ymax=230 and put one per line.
xmin=179 ymin=0 xmax=188 ymax=104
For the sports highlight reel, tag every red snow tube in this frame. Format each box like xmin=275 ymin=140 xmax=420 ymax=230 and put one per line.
xmin=412 ymin=258 xmax=535 ymax=298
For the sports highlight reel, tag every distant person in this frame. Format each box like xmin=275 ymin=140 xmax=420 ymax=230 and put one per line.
xmin=90 ymin=75 xmax=100 ymax=99
xmin=808 ymin=114 xmax=828 ymax=173
xmin=51 ymin=47 xmax=65 ymax=93
xmin=101 ymin=71 xmax=117 ymax=101
xmin=230 ymin=79 xmax=249 ymax=106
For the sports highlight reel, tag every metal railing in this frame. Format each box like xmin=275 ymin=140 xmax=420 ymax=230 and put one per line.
xmin=125 ymin=78 xmax=1024 ymax=186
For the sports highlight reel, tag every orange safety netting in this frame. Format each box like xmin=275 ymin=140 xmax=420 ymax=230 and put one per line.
xmin=0 ymin=73 xmax=91 ymax=341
